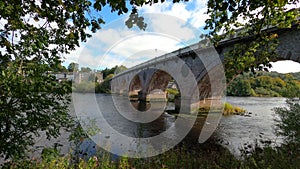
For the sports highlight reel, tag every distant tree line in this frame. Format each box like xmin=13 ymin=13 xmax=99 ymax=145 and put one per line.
xmin=101 ymin=65 xmax=127 ymax=79
xmin=96 ymin=65 xmax=127 ymax=93
xmin=227 ymin=71 xmax=300 ymax=97
xmin=60 ymin=62 xmax=128 ymax=76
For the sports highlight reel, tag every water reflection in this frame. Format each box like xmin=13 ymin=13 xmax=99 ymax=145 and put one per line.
xmin=134 ymin=101 xmax=148 ymax=111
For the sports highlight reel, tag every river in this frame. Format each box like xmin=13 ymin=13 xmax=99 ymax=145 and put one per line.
xmin=29 ymin=94 xmax=287 ymax=159
xmin=216 ymin=96 xmax=286 ymax=156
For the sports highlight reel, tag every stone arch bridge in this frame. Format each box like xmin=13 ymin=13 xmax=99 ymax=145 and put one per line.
xmin=111 ymin=27 xmax=300 ymax=105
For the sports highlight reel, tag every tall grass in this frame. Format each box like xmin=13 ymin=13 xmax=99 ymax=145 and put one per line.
xmin=198 ymin=102 xmax=246 ymax=115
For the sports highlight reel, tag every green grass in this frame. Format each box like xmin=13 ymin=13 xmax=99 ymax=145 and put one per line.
xmin=166 ymin=88 xmax=180 ymax=102
xmin=223 ymin=102 xmax=246 ymax=115
xmin=197 ymin=102 xmax=246 ymax=116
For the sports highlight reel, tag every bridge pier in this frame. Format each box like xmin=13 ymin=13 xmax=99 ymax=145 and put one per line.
xmin=137 ymin=90 xmax=167 ymax=102
xmin=138 ymin=91 xmax=148 ymax=102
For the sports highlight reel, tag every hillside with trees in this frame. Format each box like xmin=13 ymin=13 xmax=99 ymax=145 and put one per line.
xmin=227 ymin=71 xmax=300 ymax=97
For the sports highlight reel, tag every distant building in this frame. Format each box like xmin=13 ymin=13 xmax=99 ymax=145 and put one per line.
xmin=54 ymin=72 xmax=74 ymax=82
xmin=74 ymin=71 xmax=104 ymax=84
xmin=54 ymin=71 xmax=104 ymax=84
xmin=95 ymin=72 xmax=104 ymax=83
xmin=74 ymin=72 xmax=89 ymax=83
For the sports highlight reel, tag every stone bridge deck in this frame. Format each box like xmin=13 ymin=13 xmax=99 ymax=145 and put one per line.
xmin=111 ymin=26 xmax=300 ymax=103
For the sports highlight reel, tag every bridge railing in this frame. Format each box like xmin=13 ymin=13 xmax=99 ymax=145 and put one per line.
xmin=112 ymin=43 xmax=200 ymax=79
xmin=112 ymin=8 xmax=300 ymax=80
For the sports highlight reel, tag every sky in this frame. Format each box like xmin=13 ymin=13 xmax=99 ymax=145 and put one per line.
xmin=63 ymin=0 xmax=300 ymax=74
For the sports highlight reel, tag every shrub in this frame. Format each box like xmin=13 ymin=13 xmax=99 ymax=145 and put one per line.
xmin=274 ymin=98 xmax=300 ymax=145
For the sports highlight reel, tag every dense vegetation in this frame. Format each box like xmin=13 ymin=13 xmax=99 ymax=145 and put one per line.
xmin=227 ymin=71 xmax=300 ymax=97
xmin=101 ymin=65 xmax=127 ymax=80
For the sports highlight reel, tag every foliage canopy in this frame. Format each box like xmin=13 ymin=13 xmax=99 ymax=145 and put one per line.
xmin=205 ymin=0 xmax=299 ymax=79
xmin=0 ymin=0 xmax=146 ymax=159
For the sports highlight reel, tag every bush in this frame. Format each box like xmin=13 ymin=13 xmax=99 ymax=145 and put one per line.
xmin=166 ymin=88 xmax=180 ymax=102
xmin=223 ymin=102 xmax=246 ymax=115
xmin=95 ymin=80 xmax=111 ymax=93
xmin=274 ymin=98 xmax=300 ymax=144
xmin=73 ymin=82 xmax=96 ymax=93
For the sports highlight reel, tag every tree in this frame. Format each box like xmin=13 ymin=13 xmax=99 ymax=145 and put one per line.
xmin=101 ymin=66 xmax=116 ymax=79
xmin=68 ymin=62 xmax=79 ymax=72
xmin=0 ymin=0 xmax=171 ymax=159
xmin=101 ymin=65 xmax=127 ymax=79
xmin=80 ymin=66 xmax=92 ymax=72
xmin=205 ymin=0 xmax=299 ymax=80
xmin=96 ymin=74 xmax=115 ymax=93
xmin=227 ymin=77 xmax=252 ymax=96
xmin=62 ymin=65 xmax=68 ymax=72
xmin=51 ymin=60 xmax=67 ymax=73
xmin=114 ymin=65 xmax=128 ymax=74
xmin=0 ymin=60 xmax=72 ymax=159
xmin=274 ymin=98 xmax=300 ymax=145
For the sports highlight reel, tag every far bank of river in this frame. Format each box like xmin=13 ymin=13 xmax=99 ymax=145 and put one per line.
xmin=29 ymin=94 xmax=287 ymax=159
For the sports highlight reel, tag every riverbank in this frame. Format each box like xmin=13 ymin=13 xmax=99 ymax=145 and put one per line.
xmin=2 ymin=140 xmax=299 ymax=168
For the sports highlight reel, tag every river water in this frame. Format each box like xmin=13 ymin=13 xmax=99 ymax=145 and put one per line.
xmin=29 ymin=94 xmax=287 ymax=159
xmin=216 ymin=96 xmax=287 ymax=156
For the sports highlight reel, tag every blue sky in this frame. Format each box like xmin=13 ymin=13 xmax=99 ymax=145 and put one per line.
xmin=63 ymin=0 xmax=300 ymax=73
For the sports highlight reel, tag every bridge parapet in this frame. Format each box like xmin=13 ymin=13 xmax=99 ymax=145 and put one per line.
xmin=111 ymin=25 xmax=300 ymax=105
xmin=112 ymin=42 xmax=200 ymax=79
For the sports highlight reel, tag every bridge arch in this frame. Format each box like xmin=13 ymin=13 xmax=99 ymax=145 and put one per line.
xmin=128 ymin=69 xmax=176 ymax=102
xmin=128 ymin=74 xmax=142 ymax=99
xmin=112 ymin=27 xmax=300 ymax=105
xmin=147 ymin=70 xmax=172 ymax=91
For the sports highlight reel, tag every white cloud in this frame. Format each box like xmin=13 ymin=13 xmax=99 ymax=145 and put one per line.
xmin=92 ymin=28 xmax=136 ymax=49
xmin=77 ymin=49 xmax=100 ymax=68
xmin=82 ymin=33 xmax=182 ymax=69
xmin=62 ymin=0 xmax=209 ymax=69
xmin=148 ymin=14 xmax=196 ymax=41
xmin=139 ymin=1 xmax=172 ymax=14
xmin=106 ymin=34 xmax=181 ymax=57
xmin=270 ymin=61 xmax=300 ymax=73
xmin=165 ymin=3 xmax=192 ymax=21
xmin=284 ymin=2 xmax=300 ymax=10
xmin=62 ymin=43 xmax=86 ymax=66
xmin=139 ymin=0 xmax=209 ymax=28
xmin=97 ymin=49 xmax=169 ymax=68
xmin=65 ymin=8 xmax=203 ymax=69
xmin=189 ymin=7 xmax=209 ymax=28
